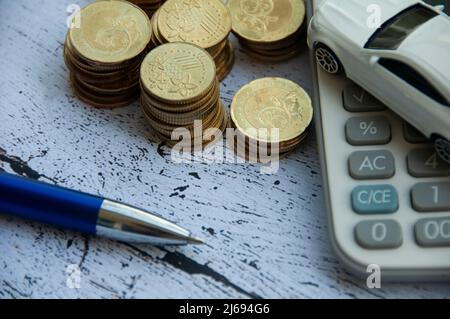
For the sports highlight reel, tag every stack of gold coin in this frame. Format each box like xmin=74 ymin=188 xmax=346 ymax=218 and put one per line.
xmin=64 ymin=1 xmax=152 ymax=108
xmin=128 ymin=0 xmax=166 ymax=18
xmin=150 ymin=0 xmax=234 ymax=81
xmin=140 ymin=43 xmax=228 ymax=148
xmin=227 ymin=0 xmax=306 ymax=62
xmin=230 ymin=78 xmax=313 ymax=162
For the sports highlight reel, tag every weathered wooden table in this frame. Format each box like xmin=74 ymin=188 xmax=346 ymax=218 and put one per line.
xmin=1 ymin=0 xmax=449 ymax=298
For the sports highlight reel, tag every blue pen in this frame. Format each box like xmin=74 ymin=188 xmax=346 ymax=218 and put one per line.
xmin=0 ymin=172 xmax=203 ymax=245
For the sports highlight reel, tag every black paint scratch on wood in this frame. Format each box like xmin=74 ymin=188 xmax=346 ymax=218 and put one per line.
xmin=189 ymin=172 xmax=201 ymax=180
xmin=0 ymin=147 xmax=57 ymax=184
xmin=159 ymin=249 xmax=263 ymax=299
xmin=126 ymin=244 xmax=262 ymax=299
xmin=157 ymin=142 xmax=170 ymax=159
xmin=2 ymin=280 xmax=32 ymax=298
xmin=78 ymin=236 xmax=90 ymax=269
xmin=0 ymin=147 xmax=41 ymax=179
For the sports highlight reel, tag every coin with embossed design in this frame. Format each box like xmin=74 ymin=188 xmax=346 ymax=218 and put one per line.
xmin=140 ymin=42 xmax=216 ymax=103
xmin=64 ymin=1 xmax=152 ymax=108
xmin=157 ymin=0 xmax=231 ymax=49
xmin=139 ymin=42 xmax=226 ymax=148
xmin=69 ymin=1 xmax=152 ymax=64
xmin=227 ymin=0 xmax=306 ymax=62
xmin=227 ymin=0 xmax=305 ymax=43
xmin=231 ymin=77 xmax=312 ymax=144
xmin=149 ymin=2 xmax=234 ymax=81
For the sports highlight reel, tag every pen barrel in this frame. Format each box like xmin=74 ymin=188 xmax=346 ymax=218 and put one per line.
xmin=0 ymin=173 xmax=103 ymax=234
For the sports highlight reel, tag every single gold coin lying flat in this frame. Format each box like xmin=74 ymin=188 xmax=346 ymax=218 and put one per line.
xmin=227 ymin=0 xmax=305 ymax=43
xmin=157 ymin=0 xmax=232 ymax=49
xmin=69 ymin=0 xmax=152 ymax=64
xmin=140 ymin=42 xmax=216 ymax=103
xmin=231 ymin=77 xmax=313 ymax=143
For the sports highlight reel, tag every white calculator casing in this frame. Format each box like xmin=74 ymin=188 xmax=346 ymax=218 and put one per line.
xmin=307 ymin=0 xmax=450 ymax=281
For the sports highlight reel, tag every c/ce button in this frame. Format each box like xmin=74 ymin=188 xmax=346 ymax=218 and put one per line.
xmin=352 ymin=185 xmax=399 ymax=214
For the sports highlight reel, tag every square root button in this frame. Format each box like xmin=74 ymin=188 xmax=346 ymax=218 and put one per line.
xmin=349 ymin=150 xmax=395 ymax=180
xmin=343 ymin=82 xmax=386 ymax=112
xmin=352 ymin=185 xmax=398 ymax=214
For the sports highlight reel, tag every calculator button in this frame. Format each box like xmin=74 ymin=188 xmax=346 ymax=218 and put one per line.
xmin=355 ymin=220 xmax=403 ymax=249
xmin=411 ymin=182 xmax=450 ymax=212
xmin=346 ymin=116 xmax=391 ymax=145
xmin=407 ymin=148 xmax=450 ymax=178
xmin=403 ymin=122 xmax=430 ymax=144
xmin=343 ymin=82 xmax=386 ymax=112
xmin=352 ymin=185 xmax=398 ymax=214
xmin=415 ymin=217 xmax=450 ymax=247
xmin=349 ymin=150 xmax=395 ymax=180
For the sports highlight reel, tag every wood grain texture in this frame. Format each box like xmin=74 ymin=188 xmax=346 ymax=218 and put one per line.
xmin=0 ymin=0 xmax=449 ymax=299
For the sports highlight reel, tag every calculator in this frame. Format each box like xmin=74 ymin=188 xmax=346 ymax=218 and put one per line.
xmin=307 ymin=0 xmax=450 ymax=280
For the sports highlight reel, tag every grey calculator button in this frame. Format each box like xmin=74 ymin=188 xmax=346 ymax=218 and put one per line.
xmin=349 ymin=150 xmax=395 ymax=180
xmin=346 ymin=116 xmax=391 ymax=145
xmin=407 ymin=148 xmax=450 ymax=178
xmin=415 ymin=217 xmax=450 ymax=247
xmin=343 ymin=82 xmax=386 ymax=112
xmin=355 ymin=220 xmax=403 ymax=249
xmin=411 ymin=182 xmax=450 ymax=212
xmin=403 ymin=122 xmax=429 ymax=144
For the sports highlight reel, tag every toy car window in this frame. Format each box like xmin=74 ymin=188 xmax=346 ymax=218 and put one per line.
xmin=365 ymin=4 xmax=438 ymax=50
xmin=378 ymin=58 xmax=449 ymax=107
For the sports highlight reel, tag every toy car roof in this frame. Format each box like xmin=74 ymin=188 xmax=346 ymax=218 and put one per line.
xmin=316 ymin=0 xmax=422 ymax=46
xmin=399 ymin=15 xmax=450 ymax=99
xmin=316 ymin=0 xmax=450 ymax=100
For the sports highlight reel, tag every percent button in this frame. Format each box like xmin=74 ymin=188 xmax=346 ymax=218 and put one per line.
xmin=346 ymin=116 xmax=391 ymax=146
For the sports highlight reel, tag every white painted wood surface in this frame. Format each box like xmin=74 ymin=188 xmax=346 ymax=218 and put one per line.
xmin=0 ymin=0 xmax=449 ymax=298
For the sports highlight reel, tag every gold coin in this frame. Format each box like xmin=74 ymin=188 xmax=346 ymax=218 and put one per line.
xmin=69 ymin=1 xmax=152 ymax=64
xmin=140 ymin=42 xmax=216 ymax=103
xmin=216 ymin=40 xmax=235 ymax=81
xmin=228 ymin=0 xmax=305 ymax=43
xmin=141 ymin=85 xmax=217 ymax=115
xmin=240 ymin=43 xmax=304 ymax=62
xmin=71 ymin=75 xmax=139 ymax=108
xmin=231 ymin=77 xmax=313 ymax=143
xmin=236 ymin=23 xmax=306 ymax=50
xmin=230 ymin=114 xmax=309 ymax=153
xmin=151 ymin=9 xmax=165 ymax=45
xmin=65 ymin=46 xmax=141 ymax=83
xmin=208 ymin=39 xmax=228 ymax=60
xmin=161 ymin=102 xmax=228 ymax=148
xmin=157 ymin=0 xmax=231 ymax=49
xmin=142 ymin=98 xmax=223 ymax=138
xmin=65 ymin=34 xmax=145 ymax=72
xmin=144 ymin=96 xmax=218 ymax=126
xmin=140 ymin=77 xmax=218 ymax=112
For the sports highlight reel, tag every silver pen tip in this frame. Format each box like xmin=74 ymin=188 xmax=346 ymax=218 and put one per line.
xmin=187 ymin=236 xmax=205 ymax=245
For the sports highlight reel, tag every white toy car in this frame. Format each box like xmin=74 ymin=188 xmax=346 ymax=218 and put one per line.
xmin=308 ymin=0 xmax=450 ymax=162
